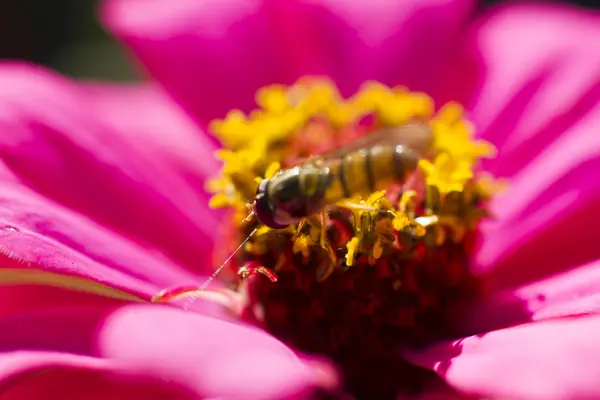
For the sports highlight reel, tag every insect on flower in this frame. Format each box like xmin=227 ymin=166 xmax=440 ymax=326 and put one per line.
xmin=156 ymin=123 xmax=435 ymax=298
xmin=253 ymin=122 xmax=434 ymax=229
xmin=153 ymin=79 xmax=499 ymax=303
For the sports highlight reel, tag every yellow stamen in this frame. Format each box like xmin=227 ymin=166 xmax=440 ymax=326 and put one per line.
xmin=392 ymin=213 xmax=411 ymax=231
xmin=346 ymin=237 xmax=360 ymax=267
xmin=293 ymin=235 xmax=313 ymax=259
xmin=256 ymin=84 xmax=291 ymax=113
xmin=264 ymin=162 xmax=282 ymax=179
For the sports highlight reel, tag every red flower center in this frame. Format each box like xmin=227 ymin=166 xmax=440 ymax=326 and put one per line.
xmin=240 ymin=211 xmax=480 ymax=398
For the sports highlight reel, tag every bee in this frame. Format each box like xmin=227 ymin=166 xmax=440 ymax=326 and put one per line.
xmin=254 ymin=122 xmax=433 ymax=229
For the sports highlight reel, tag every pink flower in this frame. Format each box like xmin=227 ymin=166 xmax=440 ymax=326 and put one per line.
xmin=0 ymin=0 xmax=598 ymax=399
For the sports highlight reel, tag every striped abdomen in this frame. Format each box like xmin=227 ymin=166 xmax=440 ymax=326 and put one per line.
xmin=255 ymin=123 xmax=432 ymax=228
xmin=318 ymin=144 xmax=420 ymax=204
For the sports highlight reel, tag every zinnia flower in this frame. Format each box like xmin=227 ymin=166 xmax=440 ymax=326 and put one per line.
xmin=0 ymin=0 xmax=599 ymax=399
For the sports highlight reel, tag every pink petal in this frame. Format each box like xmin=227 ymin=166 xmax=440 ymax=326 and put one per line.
xmin=0 ymin=63 xmax=221 ymax=274
xmin=0 ymin=285 xmax=128 ymax=320
xmin=0 ymin=285 xmax=236 ymax=365
xmin=406 ymin=314 xmax=600 ymax=400
xmin=461 ymin=259 xmax=600 ymax=334
xmin=445 ymin=3 xmax=600 ymax=161
xmin=0 ymin=178 xmax=211 ymax=299
xmin=474 ymin=95 xmax=600 ymax=291
xmin=102 ymin=0 xmax=475 ymax=126
xmin=99 ymin=305 xmax=339 ymax=398
xmin=0 ymin=352 xmax=192 ymax=399
xmin=450 ymin=4 xmax=600 ymax=290
xmin=0 ymin=300 xmax=338 ymax=399
xmin=81 ymin=82 xmax=220 ymax=186
xmin=0 ymin=281 xmax=236 ymax=326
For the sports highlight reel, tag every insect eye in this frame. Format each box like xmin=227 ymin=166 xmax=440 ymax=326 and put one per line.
xmin=254 ymin=179 xmax=289 ymax=229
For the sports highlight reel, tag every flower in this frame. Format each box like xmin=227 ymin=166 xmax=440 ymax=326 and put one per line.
xmin=0 ymin=0 xmax=598 ymax=399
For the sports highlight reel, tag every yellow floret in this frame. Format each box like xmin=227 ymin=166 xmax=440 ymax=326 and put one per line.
xmin=293 ymin=235 xmax=314 ymax=258
xmin=419 ymin=154 xmax=474 ymax=194
xmin=345 ymin=237 xmax=360 ymax=267
xmin=255 ymin=84 xmax=291 ymax=113
xmin=351 ymin=81 xmax=392 ymax=113
xmin=210 ymin=109 xmax=253 ymax=150
xmin=264 ymin=162 xmax=282 ymax=179
xmin=392 ymin=213 xmax=411 ymax=231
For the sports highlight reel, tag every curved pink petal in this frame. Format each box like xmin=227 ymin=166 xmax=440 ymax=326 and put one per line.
xmin=447 ymin=4 xmax=600 ymax=290
xmin=475 ymin=110 xmax=600 ymax=287
xmin=0 ymin=352 xmax=193 ymax=399
xmin=99 ymin=305 xmax=339 ymax=398
xmin=407 ymin=314 xmax=600 ymax=400
xmin=0 ymin=301 xmax=338 ymax=399
xmin=0 ymin=281 xmax=232 ymax=338
xmin=444 ymin=3 xmax=600 ymax=160
xmin=0 ymin=285 xmax=128 ymax=320
xmin=102 ymin=0 xmax=475 ymax=126
xmin=462 ymin=259 xmax=600 ymax=333
xmin=474 ymin=104 xmax=600 ymax=291
xmin=81 ymin=82 xmax=220 ymax=189
xmin=0 ymin=178 xmax=209 ymax=299
xmin=0 ymin=63 xmax=221 ymax=274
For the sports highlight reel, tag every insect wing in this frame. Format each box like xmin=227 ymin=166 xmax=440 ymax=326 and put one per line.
xmin=302 ymin=123 xmax=433 ymax=166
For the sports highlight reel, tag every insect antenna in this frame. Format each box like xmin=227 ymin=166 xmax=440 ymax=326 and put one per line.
xmin=198 ymin=226 xmax=258 ymax=290
xmin=151 ymin=225 xmax=258 ymax=303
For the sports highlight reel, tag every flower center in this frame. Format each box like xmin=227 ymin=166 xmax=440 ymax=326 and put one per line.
xmin=157 ymin=78 xmax=502 ymax=398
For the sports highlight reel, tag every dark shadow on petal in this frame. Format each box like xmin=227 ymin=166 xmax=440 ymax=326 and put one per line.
xmin=456 ymin=287 xmax=537 ymax=335
xmin=429 ymin=337 xmax=466 ymax=378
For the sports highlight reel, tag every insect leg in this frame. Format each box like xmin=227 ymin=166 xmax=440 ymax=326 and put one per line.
xmin=292 ymin=218 xmax=307 ymax=240
xmin=320 ymin=211 xmax=327 ymax=247
xmin=336 ymin=199 xmax=377 ymax=212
